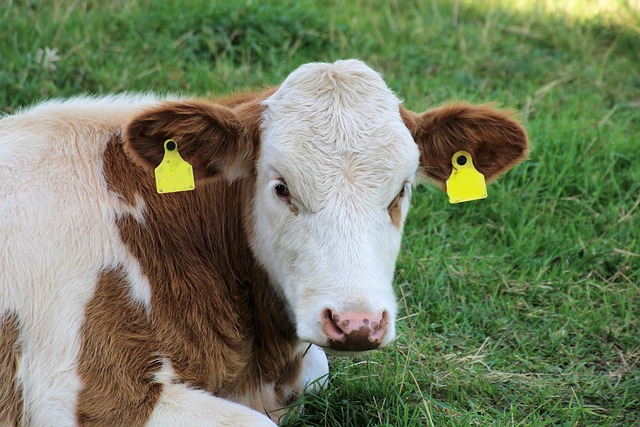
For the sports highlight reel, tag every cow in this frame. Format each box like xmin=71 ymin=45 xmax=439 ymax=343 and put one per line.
xmin=0 ymin=59 xmax=528 ymax=426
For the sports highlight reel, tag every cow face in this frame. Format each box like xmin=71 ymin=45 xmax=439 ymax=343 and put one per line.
xmin=125 ymin=60 xmax=528 ymax=353
xmin=250 ymin=61 xmax=419 ymax=351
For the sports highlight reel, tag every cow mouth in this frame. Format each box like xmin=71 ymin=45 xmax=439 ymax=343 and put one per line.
xmin=326 ymin=334 xmax=383 ymax=352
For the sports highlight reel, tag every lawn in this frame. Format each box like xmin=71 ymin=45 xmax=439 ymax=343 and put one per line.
xmin=2 ymin=0 xmax=639 ymax=425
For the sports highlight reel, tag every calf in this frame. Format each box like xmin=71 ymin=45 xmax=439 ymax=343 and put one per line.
xmin=0 ymin=60 xmax=528 ymax=426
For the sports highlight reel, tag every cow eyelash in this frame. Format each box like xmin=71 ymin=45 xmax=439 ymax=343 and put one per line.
xmin=398 ymin=181 xmax=411 ymax=199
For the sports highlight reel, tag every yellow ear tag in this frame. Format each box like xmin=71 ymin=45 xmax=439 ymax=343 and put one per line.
xmin=154 ymin=139 xmax=195 ymax=194
xmin=446 ymin=151 xmax=487 ymax=204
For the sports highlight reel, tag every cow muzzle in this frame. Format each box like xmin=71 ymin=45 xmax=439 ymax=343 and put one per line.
xmin=321 ymin=309 xmax=390 ymax=352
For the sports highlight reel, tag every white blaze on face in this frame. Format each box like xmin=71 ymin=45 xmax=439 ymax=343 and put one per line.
xmin=250 ymin=60 xmax=420 ymax=350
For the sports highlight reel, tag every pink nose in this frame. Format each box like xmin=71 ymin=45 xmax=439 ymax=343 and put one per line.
xmin=321 ymin=309 xmax=389 ymax=351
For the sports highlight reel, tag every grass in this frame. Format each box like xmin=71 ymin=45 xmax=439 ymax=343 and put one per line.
xmin=2 ymin=0 xmax=639 ymax=425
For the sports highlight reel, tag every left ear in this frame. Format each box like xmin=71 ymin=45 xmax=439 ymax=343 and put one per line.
xmin=124 ymin=100 xmax=253 ymax=181
xmin=401 ymin=103 xmax=529 ymax=189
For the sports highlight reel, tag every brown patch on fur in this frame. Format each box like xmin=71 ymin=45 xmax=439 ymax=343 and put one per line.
xmin=401 ymin=103 xmax=529 ymax=189
xmin=104 ymin=139 xmax=251 ymax=395
xmin=0 ymin=312 xmax=23 ymax=427
xmin=76 ymin=269 xmax=162 ymax=426
xmin=98 ymin=91 xmax=301 ymax=417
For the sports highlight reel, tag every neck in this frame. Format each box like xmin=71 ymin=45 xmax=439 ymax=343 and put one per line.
xmin=104 ymin=137 xmax=298 ymax=395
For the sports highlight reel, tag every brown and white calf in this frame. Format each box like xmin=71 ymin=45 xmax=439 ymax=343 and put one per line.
xmin=0 ymin=60 xmax=528 ymax=426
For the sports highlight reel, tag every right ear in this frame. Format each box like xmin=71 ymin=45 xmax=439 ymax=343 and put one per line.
xmin=124 ymin=100 xmax=253 ymax=181
xmin=401 ymin=103 xmax=529 ymax=189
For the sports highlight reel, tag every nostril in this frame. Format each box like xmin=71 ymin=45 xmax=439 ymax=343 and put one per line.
xmin=370 ymin=311 xmax=389 ymax=340
xmin=322 ymin=309 xmax=346 ymax=341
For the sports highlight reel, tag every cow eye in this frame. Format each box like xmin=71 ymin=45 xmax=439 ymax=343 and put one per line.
xmin=274 ymin=181 xmax=290 ymax=199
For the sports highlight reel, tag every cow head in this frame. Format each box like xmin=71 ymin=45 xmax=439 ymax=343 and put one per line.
xmin=124 ymin=60 xmax=528 ymax=353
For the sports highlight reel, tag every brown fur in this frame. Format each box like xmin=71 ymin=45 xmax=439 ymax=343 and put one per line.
xmin=0 ymin=312 xmax=23 ymax=427
xmin=401 ymin=103 xmax=529 ymax=188
xmin=273 ymin=354 xmax=303 ymax=404
xmin=76 ymin=270 xmax=162 ymax=426
xmin=215 ymin=87 xmax=278 ymax=109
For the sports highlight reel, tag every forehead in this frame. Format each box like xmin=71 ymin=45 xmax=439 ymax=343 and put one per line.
xmin=260 ymin=61 xmax=419 ymax=202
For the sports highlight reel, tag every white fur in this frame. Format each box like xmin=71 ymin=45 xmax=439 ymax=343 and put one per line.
xmin=251 ymin=60 xmax=420 ymax=347
xmin=298 ymin=343 xmax=330 ymax=392
xmin=0 ymin=94 xmax=164 ymax=425
xmin=150 ymin=360 xmax=276 ymax=427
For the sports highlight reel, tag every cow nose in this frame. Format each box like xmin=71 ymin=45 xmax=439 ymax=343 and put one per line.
xmin=321 ymin=309 xmax=389 ymax=351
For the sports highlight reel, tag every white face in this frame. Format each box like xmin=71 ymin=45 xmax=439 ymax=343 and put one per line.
xmin=249 ymin=60 xmax=420 ymax=352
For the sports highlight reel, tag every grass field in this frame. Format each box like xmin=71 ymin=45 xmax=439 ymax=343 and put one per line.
xmin=2 ymin=0 xmax=639 ymax=425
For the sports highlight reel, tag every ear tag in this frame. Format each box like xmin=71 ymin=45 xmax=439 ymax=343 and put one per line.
xmin=154 ymin=139 xmax=195 ymax=194
xmin=446 ymin=151 xmax=487 ymax=204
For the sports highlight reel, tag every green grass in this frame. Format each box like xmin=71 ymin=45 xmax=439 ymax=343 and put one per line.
xmin=2 ymin=0 xmax=639 ymax=425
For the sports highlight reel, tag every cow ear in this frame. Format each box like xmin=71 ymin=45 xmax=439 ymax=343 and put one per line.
xmin=124 ymin=101 xmax=253 ymax=181
xmin=401 ymin=103 xmax=529 ymax=189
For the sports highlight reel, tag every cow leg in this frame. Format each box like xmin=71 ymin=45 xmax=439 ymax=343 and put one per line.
xmin=266 ymin=343 xmax=329 ymax=422
xmin=277 ymin=343 xmax=329 ymax=402
xmin=148 ymin=379 xmax=276 ymax=427
xmin=296 ymin=343 xmax=329 ymax=394
xmin=228 ymin=343 xmax=328 ymax=423
xmin=148 ymin=387 xmax=276 ymax=427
